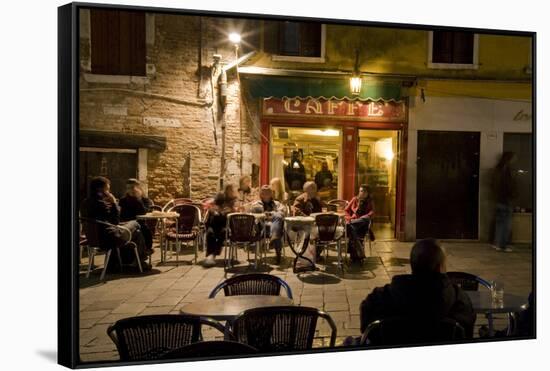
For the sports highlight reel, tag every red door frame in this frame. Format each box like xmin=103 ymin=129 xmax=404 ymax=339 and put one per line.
xmin=260 ymin=118 xmax=408 ymax=240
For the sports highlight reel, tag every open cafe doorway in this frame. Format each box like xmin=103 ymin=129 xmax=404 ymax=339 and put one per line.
xmin=357 ymin=129 xmax=400 ymax=240
xmin=270 ymin=126 xmax=342 ymax=202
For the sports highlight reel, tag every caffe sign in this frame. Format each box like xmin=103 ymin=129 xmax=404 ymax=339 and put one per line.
xmin=262 ymin=97 xmax=407 ymax=122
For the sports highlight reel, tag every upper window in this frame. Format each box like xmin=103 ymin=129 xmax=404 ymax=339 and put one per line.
xmin=264 ymin=21 xmax=325 ymax=62
xmin=428 ymin=30 xmax=478 ymax=69
xmin=90 ymin=9 xmax=146 ymax=76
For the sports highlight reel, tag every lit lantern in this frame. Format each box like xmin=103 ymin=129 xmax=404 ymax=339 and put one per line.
xmin=349 ymin=75 xmax=362 ymax=95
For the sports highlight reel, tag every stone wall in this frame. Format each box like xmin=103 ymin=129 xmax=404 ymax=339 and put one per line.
xmin=79 ymin=10 xmax=261 ymax=205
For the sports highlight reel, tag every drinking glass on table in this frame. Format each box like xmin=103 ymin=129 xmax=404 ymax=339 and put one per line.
xmin=491 ymin=281 xmax=504 ymax=307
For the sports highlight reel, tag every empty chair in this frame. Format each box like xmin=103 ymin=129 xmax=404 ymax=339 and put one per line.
xmin=360 ymin=317 xmax=465 ymax=346
xmin=162 ymin=198 xmax=194 ymax=212
xmin=159 ymin=341 xmax=258 ymax=359
xmin=165 ymin=204 xmax=201 ymax=264
xmin=80 ymin=217 xmax=142 ymax=280
xmin=208 ymin=273 xmax=293 ymax=299
xmin=446 ymin=271 xmax=491 ymax=291
xmin=107 ymin=314 xmax=226 ymax=361
xmin=227 ymin=306 xmax=337 ymax=352
xmin=315 ymin=213 xmax=344 ymax=271
xmin=225 ymin=213 xmax=259 ymax=270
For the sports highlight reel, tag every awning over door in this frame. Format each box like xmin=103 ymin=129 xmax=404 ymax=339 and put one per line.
xmin=243 ymin=75 xmax=403 ymax=101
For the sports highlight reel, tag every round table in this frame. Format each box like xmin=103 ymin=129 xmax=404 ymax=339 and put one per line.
xmin=179 ymin=295 xmax=294 ymax=321
xmin=284 ymin=216 xmax=316 ymax=273
xmin=466 ymin=291 xmax=528 ymax=336
xmin=137 ymin=212 xmax=179 ymax=264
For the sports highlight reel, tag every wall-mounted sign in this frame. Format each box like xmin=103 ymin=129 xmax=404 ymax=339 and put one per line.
xmin=262 ymin=97 xmax=407 ymax=122
xmin=513 ymin=109 xmax=532 ymax=122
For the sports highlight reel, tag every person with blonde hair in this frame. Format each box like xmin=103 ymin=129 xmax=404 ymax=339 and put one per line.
xmin=270 ymin=177 xmax=289 ymax=205
xmin=237 ymin=174 xmax=258 ymax=209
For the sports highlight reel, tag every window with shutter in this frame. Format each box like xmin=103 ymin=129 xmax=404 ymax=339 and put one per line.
xmin=431 ymin=30 xmax=475 ymax=65
xmin=263 ymin=20 xmax=323 ymax=59
xmin=90 ymin=9 xmax=146 ymax=76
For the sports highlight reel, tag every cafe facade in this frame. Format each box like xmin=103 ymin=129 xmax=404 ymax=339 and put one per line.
xmin=78 ymin=10 xmax=533 ymax=242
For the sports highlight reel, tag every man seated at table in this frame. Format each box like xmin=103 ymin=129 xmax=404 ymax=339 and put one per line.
xmin=290 ymin=181 xmax=343 ymax=270
xmin=80 ymin=176 xmax=152 ymax=272
xmin=119 ymin=178 xmax=154 ymax=251
xmin=345 ymin=184 xmax=375 ymax=264
xmin=356 ymin=239 xmax=475 ymax=341
xmin=249 ymin=185 xmax=287 ymax=264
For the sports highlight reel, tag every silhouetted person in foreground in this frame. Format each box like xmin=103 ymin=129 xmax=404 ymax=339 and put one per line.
xmin=359 ymin=239 xmax=476 ymax=338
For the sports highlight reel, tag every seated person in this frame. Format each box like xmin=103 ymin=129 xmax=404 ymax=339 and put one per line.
xmin=354 ymin=239 xmax=475 ymax=343
xmin=249 ymin=185 xmax=287 ymax=263
xmin=203 ymin=184 xmax=238 ymax=268
xmin=289 ymin=181 xmax=343 ymax=270
xmin=314 ymin=162 xmax=333 ymax=190
xmin=119 ymin=178 xmax=153 ymax=251
xmin=270 ymin=177 xmax=289 ymax=207
xmin=345 ymin=184 xmax=375 ymax=263
xmin=237 ymin=174 xmax=259 ymax=207
xmin=80 ymin=176 xmax=151 ymax=271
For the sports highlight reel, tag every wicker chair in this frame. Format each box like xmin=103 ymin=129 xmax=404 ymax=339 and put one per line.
xmin=225 ymin=213 xmax=259 ymax=270
xmin=165 ymin=204 xmax=201 ymax=264
xmin=162 ymin=198 xmax=194 ymax=212
xmin=315 ymin=213 xmax=344 ymax=272
xmin=159 ymin=341 xmax=258 ymax=359
xmin=208 ymin=273 xmax=293 ymax=299
xmin=107 ymin=314 xmax=226 ymax=362
xmin=79 ymin=217 xmax=142 ymax=280
xmin=360 ymin=317 xmax=465 ymax=346
xmin=227 ymin=306 xmax=337 ymax=352
xmin=446 ymin=271 xmax=492 ymax=291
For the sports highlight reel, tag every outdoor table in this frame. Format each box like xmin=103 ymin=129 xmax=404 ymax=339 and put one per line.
xmin=466 ymin=291 xmax=528 ymax=337
xmin=179 ymin=295 xmax=294 ymax=321
xmin=284 ymin=216 xmax=316 ymax=273
xmin=137 ymin=211 xmax=179 ymax=264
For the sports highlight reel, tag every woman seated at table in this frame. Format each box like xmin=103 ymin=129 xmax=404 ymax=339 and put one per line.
xmin=270 ymin=177 xmax=289 ymax=207
xmin=119 ymin=178 xmax=153 ymax=251
xmin=345 ymin=184 xmax=375 ymax=264
xmin=249 ymin=185 xmax=287 ymax=264
xmin=80 ymin=176 xmax=152 ymax=271
xmin=203 ymin=183 xmax=238 ymax=268
xmin=290 ymin=182 xmax=343 ymax=270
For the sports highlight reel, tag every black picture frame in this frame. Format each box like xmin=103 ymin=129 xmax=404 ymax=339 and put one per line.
xmin=58 ymin=2 xmax=536 ymax=368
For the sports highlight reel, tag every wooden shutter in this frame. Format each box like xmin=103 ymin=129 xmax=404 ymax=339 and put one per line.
xmin=300 ymin=22 xmax=322 ymax=57
xmin=452 ymin=32 xmax=474 ymax=64
xmin=432 ymin=31 xmax=454 ymax=63
xmin=263 ymin=20 xmax=279 ymax=54
xmin=90 ymin=9 xmax=146 ymax=76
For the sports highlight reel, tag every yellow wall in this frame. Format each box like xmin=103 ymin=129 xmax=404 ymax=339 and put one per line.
xmin=246 ymin=23 xmax=533 ymax=99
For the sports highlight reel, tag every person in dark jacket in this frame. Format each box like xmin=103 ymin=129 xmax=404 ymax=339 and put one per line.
xmin=80 ymin=176 xmax=151 ymax=271
xmin=359 ymin=239 xmax=476 ymax=338
xmin=119 ymin=178 xmax=153 ymax=250
xmin=491 ymin=152 xmax=518 ymax=252
xmin=345 ymin=184 xmax=375 ymax=263
xmin=314 ymin=162 xmax=333 ymax=190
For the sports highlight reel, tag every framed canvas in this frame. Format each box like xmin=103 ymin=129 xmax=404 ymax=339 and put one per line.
xmin=58 ymin=2 xmax=536 ymax=368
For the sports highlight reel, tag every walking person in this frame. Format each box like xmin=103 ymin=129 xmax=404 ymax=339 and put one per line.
xmin=491 ymin=152 xmax=518 ymax=252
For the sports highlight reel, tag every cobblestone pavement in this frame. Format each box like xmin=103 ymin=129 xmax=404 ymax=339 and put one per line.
xmin=79 ymin=240 xmax=533 ymax=362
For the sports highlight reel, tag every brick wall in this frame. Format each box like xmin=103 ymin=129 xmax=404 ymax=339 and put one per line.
xmin=79 ymin=11 xmax=262 ymax=205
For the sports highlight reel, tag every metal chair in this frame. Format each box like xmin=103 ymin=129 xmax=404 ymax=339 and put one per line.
xmin=80 ymin=217 xmax=142 ymax=280
xmin=165 ymin=204 xmax=201 ymax=264
xmin=162 ymin=198 xmax=194 ymax=212
xmin=360 ymin=317 xmax=466 ymax=346
xmin=446 ymin=271 xmax=492 ymax=291
xmin=107 ymin=315 xmax=226 ymax=362
xmin=227 ymin=306 xmax=337 ymax=352
xmin=208 ymin=273 xmax=293 ymax=299
xmin=159 ymin=341 xmax=258 ymax=359
xmin=225 ymin=213 xmax=259 ymax=270
xmin=315 ymin=213 xmax=344 ymax=272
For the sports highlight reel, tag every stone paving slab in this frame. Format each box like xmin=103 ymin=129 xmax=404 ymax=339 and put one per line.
xmin=78 ymin=240 xmax=533 ymax=362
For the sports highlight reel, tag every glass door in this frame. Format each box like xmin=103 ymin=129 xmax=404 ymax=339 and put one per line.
xmin=270 ymin=126 xmax=342 ymax=202
xmin=356 ymin=130 xmax=400 ymax=240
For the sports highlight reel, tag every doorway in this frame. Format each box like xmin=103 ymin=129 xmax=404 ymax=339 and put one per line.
xmin=416 ymin=131 xmax=480 ymax=239
xmin=356 ymin=129 xmax=400 ymax=240
xmin=270 ymin=126 xmax=342 ymax=202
